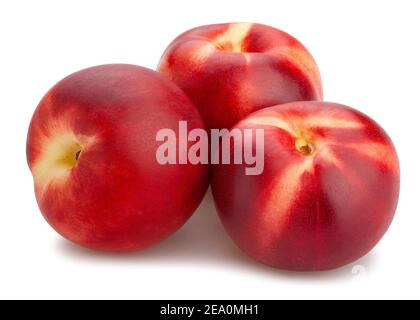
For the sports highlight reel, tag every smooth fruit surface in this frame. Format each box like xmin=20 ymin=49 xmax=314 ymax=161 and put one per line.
xmin=158 ymin=22 xmax=323 ymax=129
xmin=27 ymin=64 xmax=209 ymax=252
xmin=211 ymin=101 xmax=400 ymax=270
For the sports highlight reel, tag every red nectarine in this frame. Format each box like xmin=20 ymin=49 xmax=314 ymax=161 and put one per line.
xmin=27 ymin=64 xmax=209 ymax=252
xmin=211 ymin=101 xmax=400 ymax=270
xmin=158 ymin=22 xmax=323 ymax=129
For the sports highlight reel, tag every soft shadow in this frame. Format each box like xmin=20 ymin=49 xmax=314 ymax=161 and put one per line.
xmin=56 ymin=189 xmax=380 ymax=281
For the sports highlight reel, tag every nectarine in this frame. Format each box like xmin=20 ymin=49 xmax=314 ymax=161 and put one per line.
xmin=158 ymin=22 xmax=323 ymax=129
xmin=211 ymin=101 xmax=400 ymax=270
xmin=27 ymin=64 xmax=209 ymax=251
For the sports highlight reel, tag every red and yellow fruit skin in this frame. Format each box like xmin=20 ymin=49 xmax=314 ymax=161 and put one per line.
xmin=158 ymin=22 xmax=323 ymax=130
xmin=211 ymin=102 xmax=400 ymax=271
xmin=27 ymin=64 xmax=209 ymax=252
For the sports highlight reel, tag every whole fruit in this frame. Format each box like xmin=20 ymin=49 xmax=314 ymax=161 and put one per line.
xmin=158 ymin=22 xmax=323 ymax=129
xmin=211 ymin=101 xmax=399 ymax=270
xmin=27 ymin=64 xmax=209 ymax=251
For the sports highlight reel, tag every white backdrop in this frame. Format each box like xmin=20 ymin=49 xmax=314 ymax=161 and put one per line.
xmin=0 ymin=0 xmax=419 ymax=299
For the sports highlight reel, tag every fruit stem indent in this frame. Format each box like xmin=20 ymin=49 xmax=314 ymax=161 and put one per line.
xmin=295 ymin=138 xmax=314 ymax=156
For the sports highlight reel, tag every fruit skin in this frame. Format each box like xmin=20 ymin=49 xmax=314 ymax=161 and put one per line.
xmin=158 ymin=22 xmax=323 ymax=130
xmin=27 ymin=64 xmax=209 ymax=252
xmin=211 ymin=101 xmax=400 ymax=271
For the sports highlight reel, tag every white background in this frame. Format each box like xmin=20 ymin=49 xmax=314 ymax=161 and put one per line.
xmin=0 ymin=0 xmax=419 ymax=299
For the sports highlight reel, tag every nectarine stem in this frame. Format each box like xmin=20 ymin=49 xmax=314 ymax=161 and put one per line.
xmin=75 ymin=150 xmax=81 ymax=161
xmin=295 ymin=138 xmax=314 ymax=156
